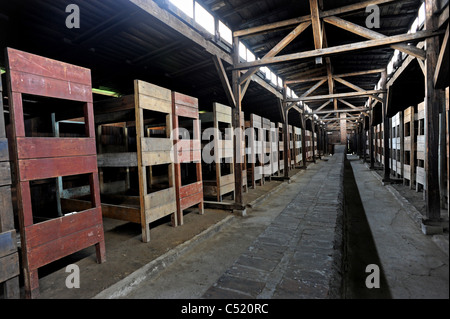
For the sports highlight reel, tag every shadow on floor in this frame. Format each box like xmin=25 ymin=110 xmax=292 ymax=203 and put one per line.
xmin=343 ymin=156 xmax=392 ymax=299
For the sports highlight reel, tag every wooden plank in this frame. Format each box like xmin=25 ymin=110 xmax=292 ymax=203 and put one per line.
xmin=212 ymin=55 xmax=236 ymax=108
xmin=434 ymin=24 xmax=449 ymax=89
xmin=0 ymin=230 xmax=17 ymax=258
xmin=179 ymin=181 xmax=203 ymax=199
xmin=145 ymin=187 xmax=176 ymax=209
xmin=16 ymin=138 xmax=97 ymax=159
xmin=213 ymin=103 xmax=232 ymax=117
xmin=19 ymin=155 xmax=98 ymax=181
xmin=27 ymin=224 xmax=104 ymax=270
xmin=138 ymin=94 xmax=172 ymax=114
xmin=141 ymin=138 xmax=173 ymax=152
xmin=141 ymin=150 xmax=173 ymax=166
xmin=6 ymin=48 xmax=91 ymax=85
xmin=180 ymin=191 xmax=204 ymax=211
xmin=0 ymin=186 xmax=15 ymax=231
xmin=0 ymin=253 xmax=20 ymax=284
xmin=97 ymin=152 xmax=138 ymax=167
xmin=9 ymin=70 xmax=93 ymax=102
xmin=61 ymin=198 xmax=141 ymax=224
xmin=25 ymin=207 xmax=102 ymax=249
xmin=0 ymin=163 xmax=11 ymax=187
xmin=94 ymin=95 xmax=135 ymax=115
xmin=0 ymin=138 xmax=9 ymax=162
xmin=172 ymin=92 xmax=198 ymax=110
xmin=145 ymin=202 xmax=177 ymax=224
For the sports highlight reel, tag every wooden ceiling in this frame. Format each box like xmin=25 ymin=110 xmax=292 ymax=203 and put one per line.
xmin=0 ymin=0 xmax=423 ymax=128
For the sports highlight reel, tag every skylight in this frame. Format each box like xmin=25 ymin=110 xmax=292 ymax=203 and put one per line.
xmin=169 ymin=0 xmax=193 ymax=18
xmin=239 ymin=42 xmax=247 ymax=61
xmin=194 ymin=3 xmax=215 ymax=35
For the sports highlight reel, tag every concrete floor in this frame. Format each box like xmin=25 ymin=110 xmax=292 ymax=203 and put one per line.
xmin=346 ymin=155 xmax=449 ymax=299
xmin=31 ymin=151 xmax=448 ymax=300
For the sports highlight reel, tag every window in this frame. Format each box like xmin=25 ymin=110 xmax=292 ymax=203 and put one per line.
xmin=169 ymin=0 xmax=194 ymax=18
xmin=218 ymin=20 xmax=232 ymax=45
xmin=194 ymin=2 xmax=215 ymax=35
xmin=418 ymin=2 xmax=425 ymax=28
xmin=246 ymin=49 xmax=255 ymax=62
xmin=239 ymin=42 xmax=247 ymax=61
xmin=277 ymin=76 xmax=283 ymax=88
xmin=270 ymin=71 xmax=277 ymax=86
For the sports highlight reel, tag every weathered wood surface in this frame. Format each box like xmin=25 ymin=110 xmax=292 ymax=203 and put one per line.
xmin=172 ymin=91 xmax=203 ymax=226
xmin=5 ymin=48 xmax=105 ymax=298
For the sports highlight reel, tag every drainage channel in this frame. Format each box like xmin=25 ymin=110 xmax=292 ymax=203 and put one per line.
xmin=342 ymin=155 xmax=392 ymax=299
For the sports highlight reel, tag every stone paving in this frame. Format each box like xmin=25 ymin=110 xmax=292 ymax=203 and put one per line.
xmin=202 ymin=146 xmax=345 ymax=299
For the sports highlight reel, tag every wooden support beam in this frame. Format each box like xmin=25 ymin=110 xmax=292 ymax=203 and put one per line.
xmin=310 ymin=0 xmax=323 ymax=50
xmin=301 ymin=78 xmax=328 ymax=97
xmin=334 ymin=77 xmax=383 ymax=103
xmin=230 ymin=30 xmax=442 ymax=71
xmin=239 ymin=21 xmax=311 ymax=85
xmin=231 ymin=36 xmax=244 ymax=208
xmin=323 ymin=16 xmax=426 ymax=60
xmin=212 ymin=55 xmax=236 ymax=108
xmin=287 ymin=90 xmax=385 ymax=102
xmin=286 ymin=68 xmax=385 ymax=85
xmin=314 ymin=99 xmax=333 ymax=112
xmin=381 ymin=71 xmax=391 ymax=182
xmin=312 ymin=107 xmax=367 ymax=115
xmin=424 ymin=0 xmax=441 ymax=220
xmin=234 ymin=0 xmax=401 ymax=37
xmin=434 ymin=24 xmax=449 ymax=89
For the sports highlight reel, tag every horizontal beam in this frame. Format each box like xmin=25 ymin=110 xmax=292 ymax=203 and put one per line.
xmin=286 ymin=68 xmax=385 ymax=84
xmin=287 ymin=90 xmax=386 ymax=102
xmin=233 ymin=0 xmax=400 ymax=37
xmin=230 ymin=29 xmax=443 ymax=71
xmin=311 ymin=107 xmax=367 ymax=114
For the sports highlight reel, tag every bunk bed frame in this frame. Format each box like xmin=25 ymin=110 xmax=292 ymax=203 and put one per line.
xmin=0 ymin=75 xmax=20 ymax=299
xmin=246 ymin=114 xmax=264 ymax=188
xmin=172 ymin=91 xmax=204 ymax=225
xmin=200 ymin=103 xmax=235 ymax=201
xmin=403 ymin=106 xmax=416 ymax=188
xmin=416 ymin=101 xmax=426 ymax=192
xmin=262 ymin=117 xmax=272 ymax=181
xmin=294 ymin=126 xmax=302 ymax=166
xmin=5 ymin=48 xmax=106 ymax=298
xmin=277 ymin=123 xmax=285 ymax=176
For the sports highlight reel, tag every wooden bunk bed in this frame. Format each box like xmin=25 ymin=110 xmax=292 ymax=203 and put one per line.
xmin=391 ymin=113 xmax=402 ymax=178
xmin=294 ymin=127 xmax=302 ymax=166
xmin=277 ymin=123 xmax=285 ymax=176
xmin=270 ymin=122 xmax=279 ymax=177
xmin=416 ymin=101 xmax=426 ymax=192
xmin=66 ymin=80 xmax=177 ymax=243
xmin=172 ymin=91 xmax=204 ymax=226
xmin=240 ymin=111 xmax=248 ymax=193
xmin=246 ymin=114 xmax=264 ymax=188
xmin=289 ymin=125 xmax=295 ymax=168
xmin=5 ymin=48 xmax=106 ymax=298
xmin=403 ymin=106 xmax=416 ymax=188
xmin=200 ymin=103 xmax=235 ymax=201
xmin=0 ymin=75 xmax=20 ymax=299
xmin=262 ymin=117 xmax=272 ymax=181
xmin=305 ymin=129 xmax=313 ymax=161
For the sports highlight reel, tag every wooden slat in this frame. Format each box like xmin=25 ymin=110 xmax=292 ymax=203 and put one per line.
xmin=141 ymin=138 xmax=173 ymax=152
xmin=138 ymin=94 xmax=172 ymax=114
xmin=145 ymin=187 xmax=176 ymax=209
xmin=17 ymin=138 xmax=96 ymax=159
xmin=173 ymin=92 xmax=199 ymax=110
xmin=0 ymin=253 xmax=20 ymax=284
xmin=0 ymin=163 xmax=11 ymax=187
xmin=0 ymin=186 xmax=14 ymax=231
xmin=27 ymin=224 xmax=103 ymax=270
xmin=9 ymin=70 xmax=93 ymax=102
xmin=141 ymin=150 xmax=173 ymax=166
xmin=213 ymin=103 xmax=232 ymax=117
xmin=6 ymin=48 xmax=91 ymax=85
xmin=0 ymin=230 xmax=17 ymax=258
xmin=97 ymin=152 xmax=138 ymax=167
xmin=179 ymin=181 xmax=203 ymax=199
xmin=19 ymin=155 xmax=98 ymax=181
xmin=25 ymin=207 xmax=102 ymax=249
xmin=0 ymin=138 xmax=9 ymax=162
xmin=180 ymin=191 xmax=203 ymax=211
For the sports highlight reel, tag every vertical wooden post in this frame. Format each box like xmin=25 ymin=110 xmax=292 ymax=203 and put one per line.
xmin=232 ymin=36 xmax=244 ymax=207
xmin=283 ymin=113 xmax=290 ymax=178
xmin=381 ymin=70 xmax=391 ymax=182
xmin=301 ymin=112 xmax=308 ymax=168
xmin=439 ymin=93 xmax=447 ymax=208
xmin=311 ymin=119 xmax=317 ymax=163
xmin=424 ymin=0 xmax=441 ymax=220
xmin=446 ymin=87 xmax=449 ymax=215
xmin=369 ymin=110 xmax=375 ymax=169
xmin=340 ymin=113 xmax=347 ymax=146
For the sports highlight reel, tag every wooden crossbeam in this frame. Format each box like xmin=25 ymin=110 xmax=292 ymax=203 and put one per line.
xmin=239 ymin=21 xmax=311 ymax=85
xmin=312 ymin=107 xmax=367 ymax=114
xmin=301 ymin=78 xmax=327 ymax=97
xmin=212 ymin=55 xmax=236 ymax=108
xmin=310 ymin=0 xmax=323 ymax=50
xmin=230 ymin=30 xmax=442 ymax=71
xmin=287 ymin=90 xmax=385 ymax=102
xmin=286 ymin=68 xmax=385 ymax=84
xmin=234 ymin=0 xmax=401 ymax=37
xmin=324 ymin=16 xmax=426 ymax=60
xmin=334 ymin=77 xmax=383 ymax=103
